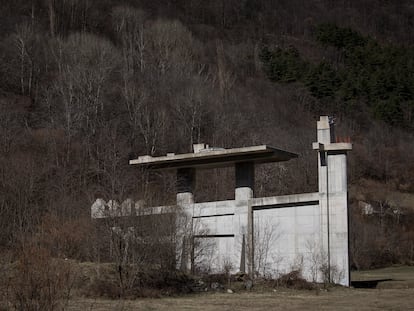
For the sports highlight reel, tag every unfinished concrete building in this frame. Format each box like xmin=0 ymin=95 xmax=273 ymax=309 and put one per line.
xmin=92 ymin=116 xmax=352 ymax=286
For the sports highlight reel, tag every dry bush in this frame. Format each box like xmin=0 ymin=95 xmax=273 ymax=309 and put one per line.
xmin=83 ymin=274 xmax=121 ymax=299
xmin=274 ymin=270 xmax=315 ymax=290
xmin=0 ymin=250 xmax=13 ymax=310
xmin=9 ymin=245 xmax=75 ymax=311
xmin=201 ymin=273 xmax=229 ymax=287
xmin=36 ymin=214 xmax=94 ymax=260
xmin=83 ymin=267 xmax=193 ymax=298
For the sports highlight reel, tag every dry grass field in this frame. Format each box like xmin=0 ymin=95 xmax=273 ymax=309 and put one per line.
xmin=352 ymin=265 xmax=414 ymax=289
xmin=66 ymin=287 xmax=414 ymax=311
xmin=3 ymin=263 xmax=413 ymax=310
xmin=64 ymin=266 xmax=414 ymax=311
xmin=352 ymin=265 xmax=414 ymax=282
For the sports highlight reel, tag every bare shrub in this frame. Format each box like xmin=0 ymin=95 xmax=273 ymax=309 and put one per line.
xmin=37 ymin=214 xmax=94 ymax=260
xmin=275 ymin=270 xmax=314 ymax=290
xmin=201 ymin=273 xmax=228 ymax=289
xmin=82 ymin=265 xmax=121 ymax=299
xmin=253 ymin=218 xmax=282 ymax=277
xmin=0 ymin=251 xmax=13 ymax=310
xmin=84 ymin=267 xmax=193 ymax=298
xmin=222 ymin=257 xmax=233 ymax=287
xmin=9 ymin=245 xmax=75 ymax=311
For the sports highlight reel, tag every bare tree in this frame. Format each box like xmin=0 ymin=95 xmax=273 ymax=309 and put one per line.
xmin=50 ymin=33 xmax=118 ymax=159
xmin=46 ymin=0 xmax=56 ymax=37
xmin=253 ymin=217 xmax=282 ymax=277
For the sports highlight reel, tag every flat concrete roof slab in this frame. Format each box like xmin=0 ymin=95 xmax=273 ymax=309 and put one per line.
xmin=130 ymin=145 xmax=298 ymax=170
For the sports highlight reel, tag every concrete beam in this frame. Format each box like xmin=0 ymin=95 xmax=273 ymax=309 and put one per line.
xmin=130 ymin=145 xmax=298 ymax=170
xmin=251 ymin=192 xmax=320 ymax=208
xmin=312 ymin=142 xmax=352 ymax=152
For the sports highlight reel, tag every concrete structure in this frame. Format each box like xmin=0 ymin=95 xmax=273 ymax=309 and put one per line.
xmin=93 ymin=116 xmax=352 ymax=286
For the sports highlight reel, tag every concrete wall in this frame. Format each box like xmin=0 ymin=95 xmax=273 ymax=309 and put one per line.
xmin=183 ymin=193 xmax=334 ymax=282
xmin=178 ymin=190 xmax=348 ymax=285
xmin=253 ymin=201 xmax=321 ymax=280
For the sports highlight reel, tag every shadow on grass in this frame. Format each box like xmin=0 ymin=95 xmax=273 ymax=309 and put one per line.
xmin=351 ymin=279 xmax=393 ymax=288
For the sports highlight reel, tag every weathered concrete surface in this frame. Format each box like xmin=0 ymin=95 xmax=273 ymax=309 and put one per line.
xmin=188 ymin=193 xmax=328 ymax=281
xmin=173 ymin=189 xmax=349 ymax=285
xmin=251 ymin=192 xmax=320 ymax=207
xmin=253 ymin=200 xmax=321 ymax=280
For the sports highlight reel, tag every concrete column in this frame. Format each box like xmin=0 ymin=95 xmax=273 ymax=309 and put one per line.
xmin=176 ymin=168 xmax=195 ymax=205
xmin=315 ymin=116 xmax=350 ymax=286
xmin=317 ymin=116 xmax=332 ymax=146
xmin=234 ymin=162 xmax=254 ymax=275
xmin=176 ymin=168 xmax=195 ymax=272
xmin=235 ymin=162 xmax=254 ymax=200
xmin=327 ymin=151 xmax=349 ymax=286
xmin=317 ymin=117 xmax=330 ymax=272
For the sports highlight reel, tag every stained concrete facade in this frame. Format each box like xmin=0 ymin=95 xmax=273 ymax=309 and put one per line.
xmin=93 ymin=116 xmax=352 ymax=286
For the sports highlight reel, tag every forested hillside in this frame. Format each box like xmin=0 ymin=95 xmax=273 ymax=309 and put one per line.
xmin=0 ymin=0 xmax=414 ymax=270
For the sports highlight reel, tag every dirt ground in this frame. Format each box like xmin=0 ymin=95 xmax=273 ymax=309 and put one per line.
xmin=67 ymin=287 xmax=414 ymax=311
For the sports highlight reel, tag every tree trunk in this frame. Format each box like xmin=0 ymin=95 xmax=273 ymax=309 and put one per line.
xmin=48 ymin=0 xmax=56 ymax=37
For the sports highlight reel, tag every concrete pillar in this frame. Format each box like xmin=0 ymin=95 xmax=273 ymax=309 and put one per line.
xmin=176 ymin=168 xmax=195 ymax=205
xmin=234 ymin=162 xmax=254 ymax=275
xmin=317 ymin=116 xmax=331 ymax=281
xmin=317 ymin=117 xmax=331 ymax=270
xmin=316 ymin=116 xmax=350 ymax=286
xmin=327 ymin=151 xmax=349 ymax=286
xmin=176 ymin=168 xmax=195 ymax=272
xmin=235 ymin=162 xmax=254 ymax=200
xmin=317 ymin=116 xmax=332 ymax=146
